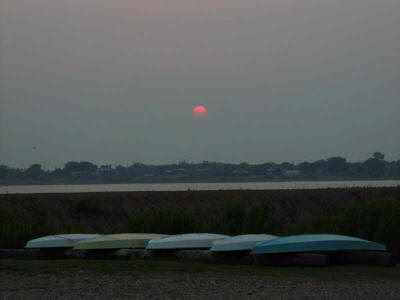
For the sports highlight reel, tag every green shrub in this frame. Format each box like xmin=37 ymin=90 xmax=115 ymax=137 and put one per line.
xmin=217 ymin=199 xmax=247 ymax=235
xmin=243 ymin=200 xmax=279 ymax=234
xmin=340 ymin=197 xmax=400 ymax=258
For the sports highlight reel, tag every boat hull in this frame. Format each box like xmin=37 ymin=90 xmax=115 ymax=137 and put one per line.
xmin=73 ymin=233 xmax=167 ymax=250
xmin=211 ymin=234 xmax=277 ymax=252
xmin=147 ymin=233 xmax=230 ymax=250
xmin=251 ymin=234 xmax=386 ymax=255
xmin=25 ymin=234 xmax=101 ymax=249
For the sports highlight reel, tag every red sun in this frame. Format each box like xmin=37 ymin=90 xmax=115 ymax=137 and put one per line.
xmin=193 ymin=105 xmax=208 ymax=118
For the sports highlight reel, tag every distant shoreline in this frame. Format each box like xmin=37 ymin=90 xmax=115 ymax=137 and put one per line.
xmin=1 ymin=179 xmax=399 ymax=194
xmin=2 ymin=176 xmax=400 ymax=186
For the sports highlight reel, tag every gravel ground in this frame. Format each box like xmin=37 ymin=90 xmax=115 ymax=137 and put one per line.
xmin=1 ymin=271 xmax=400 ymax=300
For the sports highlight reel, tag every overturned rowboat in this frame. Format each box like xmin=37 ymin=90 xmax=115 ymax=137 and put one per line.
xmin=211 ymin=234 xmax=278 ymax=265
xmin=25 ymin=234 xmax=101 ymax=249
xmin=251 ymin=234 xmax=386 ymax=255
xmin=211 ymin=234 xmax=278 ymax=252
xmin=73 ymin=233 xmax=168 ymax=250
xmin=147 ymin=233 xmax=230 ymax=250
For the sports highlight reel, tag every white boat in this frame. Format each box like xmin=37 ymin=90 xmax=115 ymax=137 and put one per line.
xmin=211 ymin=234 xmax=278 ymax=252
xmin=25 ymin=234 xmax=101 ymax=249
xmin=146 ymin=233 xmax=230 ymax=250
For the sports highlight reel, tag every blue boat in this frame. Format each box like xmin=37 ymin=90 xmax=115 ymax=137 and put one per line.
xmin=251 ymin=234 xmax=386 ymax=255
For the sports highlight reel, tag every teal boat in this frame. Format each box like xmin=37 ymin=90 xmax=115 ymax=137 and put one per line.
xmin=251 ymin=234 xmax=386 ymax=255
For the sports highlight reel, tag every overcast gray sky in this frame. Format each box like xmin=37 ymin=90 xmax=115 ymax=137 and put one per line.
xmin=1 ymin=0 xmax=399 ymax=169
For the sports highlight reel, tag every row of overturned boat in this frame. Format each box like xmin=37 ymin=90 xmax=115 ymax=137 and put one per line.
xmin=22 ymin=233 xmax=394 ymax=267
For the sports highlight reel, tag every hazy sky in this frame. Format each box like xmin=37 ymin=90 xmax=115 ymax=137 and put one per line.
xmin=1 ymin=0 xmax=399 ymax=168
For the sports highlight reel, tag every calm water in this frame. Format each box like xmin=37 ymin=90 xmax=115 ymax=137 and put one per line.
xmin=0 ymin=180 xmax=399 ymax=194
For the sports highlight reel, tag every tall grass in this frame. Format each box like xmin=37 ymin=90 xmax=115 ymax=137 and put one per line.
xmin=122 ymin=198 xmax=278 ymax=236
xmin=75 ymin=198 xmax=106 ymax=215
xmin=1 ymin=194 xmax=399 ymax=261
xmin=122 ymin=208 xmax=208 ymax=234
xmin=286 ymin=197 xmax=400 ymax=259
xmin=215 ymin=199 xmax=279 ymax=235
xmin=122 ymin=197 xmax=400 ymax=259
xmin=0 ymin=208 xmax=54 ymax=248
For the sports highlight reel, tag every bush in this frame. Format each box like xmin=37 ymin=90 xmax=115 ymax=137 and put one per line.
xmin=243 ymin=200 xmax=279 ymax=234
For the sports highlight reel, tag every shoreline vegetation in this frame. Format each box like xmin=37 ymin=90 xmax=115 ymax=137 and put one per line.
xmin=2 ymin=177 xmax=400 ymax=187
xmin=1 ymin=187 xmax=399 ymax=261
xmin=1 ymin=152 xmax=400 ymax=185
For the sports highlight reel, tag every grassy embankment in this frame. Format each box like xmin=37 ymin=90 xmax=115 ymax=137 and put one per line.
xmin=1 ymin=187 xmax=399 ymax=259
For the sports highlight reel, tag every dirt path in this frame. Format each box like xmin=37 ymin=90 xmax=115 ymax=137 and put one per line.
xmin=1 ymin=271 xmax=400 ymax=299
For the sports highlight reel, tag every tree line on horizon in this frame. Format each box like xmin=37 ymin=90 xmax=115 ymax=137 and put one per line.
xmin=1 ymin=152 xmax=399 ymax=184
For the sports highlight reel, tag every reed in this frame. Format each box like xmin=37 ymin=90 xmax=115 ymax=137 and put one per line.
xmin=1 ymin=188 xmax=399 ymax=261
xmin=122 ymin=207 xmax=207 ymax=234
xmin=0 ymin=208 xmax=54 ymax=248
xmin=286 ymin=197 xmax=400 ymax=260
xmin=122 ymin=198 xmax=279 ymax=236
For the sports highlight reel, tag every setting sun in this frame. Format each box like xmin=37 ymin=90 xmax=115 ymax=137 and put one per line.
xmin=193 ymin=105 xmax=207 ymax=118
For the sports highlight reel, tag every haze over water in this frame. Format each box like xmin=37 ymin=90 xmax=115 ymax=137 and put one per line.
xmin=1 ymin=180 xmax=399 ymax=194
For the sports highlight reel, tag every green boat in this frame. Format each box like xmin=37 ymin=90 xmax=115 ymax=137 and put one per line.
xmin=73 ymin=233 xmax=168 ymax=250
